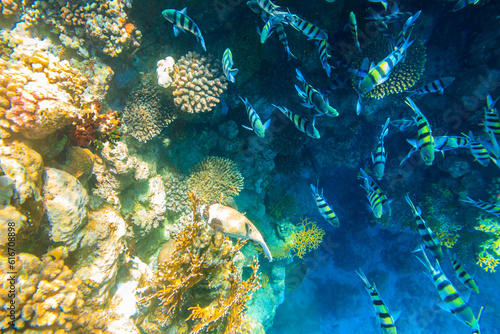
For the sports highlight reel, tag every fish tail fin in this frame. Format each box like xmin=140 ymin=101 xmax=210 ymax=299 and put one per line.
xmin=415 ymin=245 xmax=434 ymax=273
xmin=295 ymin=68 xmax=306 ymax=83
xmin=355 ymin=268 xmax=371 ymax=288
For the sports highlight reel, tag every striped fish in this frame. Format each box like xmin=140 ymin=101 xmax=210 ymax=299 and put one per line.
xmin=462 ymin=132 xmax=491 ymax=166
xmin=407 ymin=77 xmax=455 ymax=97
xmin=453 ymin=0 xmax=481 ymax=12
xmin=361 ymin=178 xmax=383 ymax=219
xmin=260 ymin=15 xmax=281 ymax=43
xmin=273 ymin=104 xmax=320 ymax=139
xmin=359 ymin=169 xmax=391 ymax=216
xmin=358 ymin=37 xmax=413 ymax=95
xmin=461 ymin=196 xmax=500 ymax=217
xmin=405 ymin=97 xmax=436 ymax=166
xmin=276 ymin=24 xmax=297 ymax=61
xmin=290 ymin=15 xmax=328 ymax=40
xmin=222 ymin=48 xmax=238 ymax=83
xmin=356 ymin=268 xmax=398 ymax=334
xmin=318 ymin=40 xmax=332 ymax=77
xmin=405 ymin=196 xmax=444 ymax=262
xmin=239 ymin=96 xmax=271 ymax=138
xmin=372 ymin=118 xmax=390 ymax=180
xmin=484 ymin=94 xmax=500 ymax=136
xmin=162 ymin=8 xmax=206 ymax=51
xmin=349 ymin=12 xmax=361 ymax=52
xmin=434 ymin=136 xmax=469 ymax=152
xmin=448 ymin=250 xmax=479 ymax=294
xmin=415 ymin=247 xmax=483 ymax=333
xmin=295 ymin=68 xmax=338 ymax=117
xmin=355 ymin=57 xmax=370 ymax=115
xmin=310 ymin=181 xmax=339 ymax=227
xmin=255 ymin=0 xmax=288 ymax=16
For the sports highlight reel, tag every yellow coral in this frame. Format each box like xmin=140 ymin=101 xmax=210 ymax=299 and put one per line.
xmin=284 ymin=217 xmax=325 ymax=259
xmin=187 ymin=157 xmax=244 ymax=205
xmin=476 ymin=251 xmax=499 ymax=273
xmin=436 ymin=229 xmax=460 ymax=248
xmin=474 ymin=216 xmax=500 ymax=273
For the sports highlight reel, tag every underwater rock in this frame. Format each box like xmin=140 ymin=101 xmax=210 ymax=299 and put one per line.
xmin=42 ymin=168 xmax=88 ymax=251
xmin=75 ymin=206 xmax=127 ymax=304
xmin=438 ymin=155 xmax=471 ymax=178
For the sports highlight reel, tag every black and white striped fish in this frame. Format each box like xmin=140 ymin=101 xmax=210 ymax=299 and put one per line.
xmin=162 ymin=8 xmax=206 ymax=51
xmin=407 ymin=77 xmax=455 ymax=97
xmin=461 ymin=196 xmax=500 ymax=218
xmin=348 ymin=12 xmax=361 ymax=52
xmin=415 ymin=247 xmax=483 ymax=333
xmin=448 ymin=249 xmax=479 ymax=294
xmin=273 ymin=104 xmax=320 ymax=139
xmin=356 ymin=268 xmax=399 ymax=334
xmin=290 ymin=15 xmax=328 ymax=40
xmin=239 ymin=96 xmax=271 ymax=138
xmin=310 ymin=181 xmax=339 ymax=227
xmin=404 ymin=97 xmax=436 ymax=166
xmin=462 ymin=132 xmax=491 ymax=167
xmin=434 ymin=136 xmax=469 ymax=152
xmin=255 ymin=0 xmax=288 ymax=16
xmin=372 ymin=118 xmax=390 ymax=180
xmin=222 ymin=48 xmax=238 ymax=83
xmin=295 ymin=68 xmax=338 ymax=117
xmin=484 ymin=94 xmax=500 ymax=136
xmin=360 ymin=177 xmax=383 ymax=219
xmin=355 ymin=57 xmax=370 ymax=115
xmin=359 ymin=169 xmax=391 ymax=216
xmin=318 ymin=40 xmax=332 ymax=77
xmin=405 ymin=195 xmax=444 ymax=262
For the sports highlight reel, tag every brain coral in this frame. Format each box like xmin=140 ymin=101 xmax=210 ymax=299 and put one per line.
xmin=123 ymin=74 xmax=176 ymax=143
xmin=187 ymin=157 xmax=244 ymax=205
xmin=171 ymin=51 xmax=228 ymax=115
xmin=354 ymin=36 xmax=427 ymax=100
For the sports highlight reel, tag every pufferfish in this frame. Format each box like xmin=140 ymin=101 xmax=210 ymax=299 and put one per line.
xmin=199 ymin=203 xmax=273 ymax=261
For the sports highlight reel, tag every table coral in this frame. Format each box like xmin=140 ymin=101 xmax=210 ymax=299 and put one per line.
xmin=0 ymin=248 xmax=110 ymax=333
xmin=187 ymin=156 xmax=244 ymax=205
xmin=171 ymin=51 xmax=228 ymax=115
xmin=137 ymin=216 xmax=261 ymax=333
xmin=21 ymin=0 xmax=141 ymax=57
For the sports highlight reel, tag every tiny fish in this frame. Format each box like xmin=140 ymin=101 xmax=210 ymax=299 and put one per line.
xmin=372 ymin=118 xmax=390 ymax=180
xmin=290 ymin=14 xmax=328 ymax=40
xmin=310 ymin=181 xmax=339 ymax=227
xmin=295 ymin=68 xmax=338 ymax=117
xmin=349 ymin=12 xmax=361 ymax=52
xmin=461 ymin=196 xmax=500 ymax=218
xmin=239 ymin=96 xmax=271 ymax=138
xmin=222 ymin=48 xmax=238 ymax=83
xmin=356 ymin=268 xmax=399 ymax=333
xmin=407 ymin=77 xmax=455 ymax=97
xmin=406 ymin=195 xmax=444 ymax=262
xmin=405 ymin=97 xmax=436 ymax=166
xmin=162 ymin=7 xmax=206 ymax=51
xmin=318 ymin=39 xmax=333 ymax=77
xmin=415 ymin=247 xmax=483 ymax=333
xmin=43 ymin=246 xmax=69 ymax=261
xmin=273 ymin=104 xmax=320 ymax=139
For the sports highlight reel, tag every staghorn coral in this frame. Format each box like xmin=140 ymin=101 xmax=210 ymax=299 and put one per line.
xmin=353 ymin=36 xmax=427 ymax=100
xmin=21 ymin=0 xmax=141 ymax=57
xmin=123 ymin=74 xmax=176 ymax=143
xmin=187 ymin=156 xmax=244 ymax=205
xmin=137 ymin=215 xmax=261 ymax=333
xmin=171 ymin=51 xmax=228 ymax=115
xmin=0 ymin=248 xmax=110 ymax=333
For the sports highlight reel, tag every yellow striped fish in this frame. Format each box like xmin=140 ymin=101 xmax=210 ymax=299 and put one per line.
xmin=407 ymin=77 xmax=455 ymax=97
xmin=358 ymin=37 xmax=413 ymax=95
xmin=356 ymin=268 xmax=399 ymax=333
xmin=448 ymin=249 xmax=479 ymax=294
xmin=405 ymin=97 xmax=436 ymax=166
xmin=295 ymin=69 xmax=338 ymax=117
xmin=462 ymin=132 xmax=491 ymax=167
xmin=290 ymin=15 xmax=328 ymax=40
xmin=273 ymin=104 xmax=320 ymax=139
xmin=239 ymin=96 xmax=271 ymax=138
xmin=405 ymin=195 xmax=444 ymax=262
xmin=222 ymin=48 xmax=238 ymax=83
xmin=372 ymin=118 xmax=390 ymax=180
xmin=348 ymin=12 xmax=361 ymax=52
xmin=415 ymin=247 xmax=483 ymax=333
xmin=255 ymin=0 xmax=288 ymax=16
xmin=484 ymin=94 xmax=500 ymax=136
xmin=162 ymin=8 xmax=206 ymax=51
xmin=359 ymin=169 xmax=391 ymax=216
xmin=361 ymin=177 xmax=383 ymax=219
xmin=310 ymin=181 xmax=339 ymax=227
xmin=461 ymin=196 xmax=500 ymax=217
xmin=318 ymin=39 xmax=332 ymax=77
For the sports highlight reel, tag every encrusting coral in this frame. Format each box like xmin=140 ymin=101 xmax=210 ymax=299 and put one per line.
xmin=187 ymin=156 xmax=244 ymax=205
xmin=0 ymin=247 xmax=110 ymax=333
xmin=137 ymin=206 xmax=262 ymax=333
xmin=21 ymin=0 xmax=141 ymax=57
xmin=171 ymin=51 xmax=228 ymax=115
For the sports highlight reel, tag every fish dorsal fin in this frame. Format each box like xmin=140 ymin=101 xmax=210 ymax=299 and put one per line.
xmin=173 ymin=26 xmax=182 ymax=36
xmin=369 ymin=62 xmax=375 ymax=71
xmin=180 ymin=7 xmax=187 ymax=14
xmin=263 ymin=118 xmax=271 ymax=130
xmin=392 ymin=310 xmax=401 ymax=322
xmin=461 ymin=289 xmax=472 ymax=303
xmin=436 ymin=301 xmax=451 ymax=313
xmin=242 ymin=125 xmax=253 ymax=131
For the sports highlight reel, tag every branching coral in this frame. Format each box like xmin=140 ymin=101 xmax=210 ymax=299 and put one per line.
xmin=0 ymin=0 xmax=20 ymax=17
xmin=123 ymin=74 xmax=176 ymax=143
xmin=279 ymin=217 xmax=325 ymax=259
xmin=21 ymin=0 xmax=141 ymax=57
xmin=171 ymin=51 xmax=228 ymax=115
xmin=137 ymin=217 xmax=261 ymax=333
xmin=353 ymin=36 xmax=427 ymax=100
xmin=187 ymin=157 xmax=244 ymax=205
xmin=474 ymin=215 xmax=500 ymax=273
xmin=269 ymin=194 xmax=298 ymax=221
xmin=0 ymin=248 xmax=109 ymax=333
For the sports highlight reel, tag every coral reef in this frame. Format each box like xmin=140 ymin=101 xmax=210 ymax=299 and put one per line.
xmin=164 ymin=174 xmax=191 ymax=215
xmin=123 ymin=74 xmax=176 ymax=143
xmin=137 ymin=216 xmax=262 ymax=333
xmin=129 ymin=175 xmax=166 ymax=236
xmin=21 ymin=0 xmax=141 ymax=57
xmin=187 ymin=156 xmax=244 ymax=205
xmin=171 ymin=51 xmax=228 ymax=116
xmin=269 ymin=194 xmax=298 ymax=221
xmin=0 ymin=248 xmax=109 ymax=333
xmin=0 ymin=0 xmax=20 ymax=17
xmin=354 ymin=36 xmax=427 ymax=100
xmin=157 ymin=56 xmax=175 ymax=88
xmin=281 ymin=217 xmax=325 ymax=259
xmin=55 ymin=146 xmax=96 ymax=183
xmin=474 ymin=215 xmax=500 ymax=273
